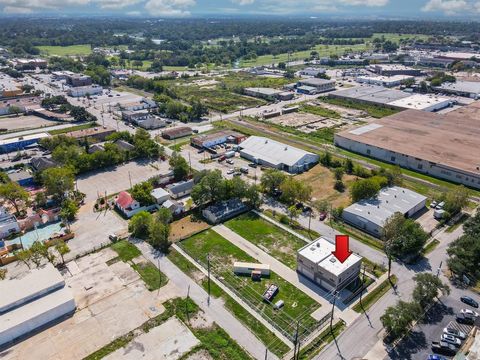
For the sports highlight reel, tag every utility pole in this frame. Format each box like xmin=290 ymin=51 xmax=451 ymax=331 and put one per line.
xmin=188 ymin=152 xmax=192 ymax=175
xmin=264 ymin=348 xmax=268 ymax=360
xmin=293 ymin=320 xmax=299 ymax=360
xmin=330 ymin=289 xmax=338 ymax=334
xmin=207 ymin=253 xmax=211 ymax=305
xmin=128 ymin=171 xmax=132 ymax=188
xmin=359 ymin=265 xmax=366 ymax=311
xmin=308 ymin=211 xmax=312 ymax=239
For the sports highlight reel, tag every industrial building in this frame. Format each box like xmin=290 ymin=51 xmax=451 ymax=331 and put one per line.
xmin=0 ymin=132 xmax=50 ymax=153
xmin=66 ymin=126 xmax=116 ymax=142
xmin=297 ymin=237 xmax=363 ymax=291
xmin=65 ymin=74 xmax=92 ymax=87
xmin=120 ymin=98 xmax=157 ymax=112
xmin=191 ymin=130 xmax=246 ymax=149
xmin=66 ymin=85 xmax=103 ymax=97
xmin=368 ymin=64 xmax=423 ymax=76
xmin=342 ymin=186 xmax=427 ymax=237
xmin=296 ymin=78 xmax=336 ymax=94
xmin=238 ymin=136 xmax=319 ymax=173
xmin=0 ymin=96 xmax=41 ymax=116
xmin=432 ymin=81 xmax=480 ymax=99
xmin=12 ymin=58 xmax=47 ymax=70
xmin=299 ymin=67 xmax=326 ymax=77
xmin=161 ymin=127 xmax=192 ymax=140
xmin=0 ymin=264 xmax=76 ymax=347
xmin=328 ymin=85 xmax=451 ymax=112
xmin=356 ymin=75 xmax=415 ymax=88
xmin=244 ymin=87 xmax=294 ymax=101
xmin=334 ymin=102 xmax=480 ymax=189
xmin=202 ymin=199 xmax=249 ymax=224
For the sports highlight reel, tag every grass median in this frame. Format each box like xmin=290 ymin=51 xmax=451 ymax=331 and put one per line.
xmin=352 ymin=275 xmax=398 ymax=313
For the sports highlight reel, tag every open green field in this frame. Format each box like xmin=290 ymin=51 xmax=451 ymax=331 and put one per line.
xmin=38 ymin=44 xmax=92 ymax=56
xmin=111 ymin=240 xmax=141 ymax=262
xmin=300 ymin=104 xmax=341 ymax=119
xmin=369 ymin=33 xmax=432 ymax=43
xmin=224 ymin=212 xmax=308 ymax=269
xmin=178 ymin=229 xmax=321 ymax=340
xmin=262 ymin=209 xmax=320 ymax=240
xmin=239 ymin=43 xmax=370 ymax=67
xmin=132 ymin=261 xmax=168 ymax=291
xmin=319 ymin=97 xmax=401 ymax=119
xmin=49 ymin=122 xmax=97 ymax=135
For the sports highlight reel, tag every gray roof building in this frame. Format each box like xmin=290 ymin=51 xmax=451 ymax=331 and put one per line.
xmin=202 ymin=199 xmax=249 ymax=224
xmin=432 ymin=81 xmax=480 ymax=99
xmin=342 ymin=186 xmax=427 ymax=237
xmin=114 ymin=140 xmax=135 ymax=152
xmin=166 ymin=179 xmax=194 ymax=199
xmin=31 ymin=157 xmax=57 ymax=172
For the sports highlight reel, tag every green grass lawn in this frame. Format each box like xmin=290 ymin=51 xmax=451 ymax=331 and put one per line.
xmin=38 ymin=44 xmax=92 ymax=56
xmin=300 ymin=104 xmax=341 ymax=119
xmin=422 ymin=239 xmax=440 ymax=256
xmin=362 ymin=257 xmax=387 ymax=278
xmin=319 ymin=97 xmax=400 ymax=119
xmin=179 ymin=229 xmax=320 ymax=339
xmin=224 ymin=212 xmax=307 ymax=269
xmin=167 ymin=248 xmax=291 ymax=357
xmin=49 ymin=122 xmax=97 ymax=135
xmin=298 ymin=320 xmax=346 ymax=360
xmin=132 ymin=261 xmax=168 ymax=291
xmin=111 ymin=240 xmax=141 ymax=262
xmin=330 ymin=220 xmax=385 ymax=252
xmin=262 ymin=209 xmax=320 ymax=240
xmin=352 ymin=275 xmax=397 ymax=313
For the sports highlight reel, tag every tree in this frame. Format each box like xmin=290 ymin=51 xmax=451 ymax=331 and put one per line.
xmin=344 ymin=158 xmax=354 ymax=174
xmin=280 ymin=177 xmax=312 ymax=205
xmin=128 ymin=211 xmax=153 ymax=239
xmin=350 ymin=177 xmax=386 ymax=202
xmin=191 ymin=170 xmax=225 ymax=205
xmin=16 ymin=248 xmax=32 ymax=269
xmin=412 ymin=273 xmax=450 ymax=309
xmin=333 ymin=168 xmax=344 ymax=181
xmin=148 ymin=220 xmax=171 ymax=253
xmin=35 ymin=192 xmax=47 ymax=208
xmin=169 ymin=152 xmax=189 ymax=181
xmin=156 ymin=207 xmax=172 ymax=225
xmin=381 ymin=300 xmax=421 ymax=341
xmin=0 ymin=181 xmax=29 ymax=215
xmin=30 ymin=241 xmax=48 ymax=268
xmin=60 ymin=198 xmax=79 ymax=223
xmin=260 ymin=169 xmax=287 ymax=195
xmin=8 ymin=105 xmax=22 ymax=116
xmin=133 ymin=128 xmax=161 ymax=159
xmin=0 ymin=268 xmax=7 ymax=280
xmin=245 ymin=184 xmax=262 ymax=209
xmin=288 ymin=205 xmax=301 ymax=223
xmin=130 ymin=181 xmax=154 ymax=206
xmin=444 ymin=186 xmax=469 ymax=217
xmin=41 ymin=167 xmax=75 ymax=202
xmin=55 ymin=240 xmax=70 ymax=265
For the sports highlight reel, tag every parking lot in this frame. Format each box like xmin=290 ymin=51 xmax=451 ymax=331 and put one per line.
xmin=0 ymin=114 xmax=59 ymax=132
xmin=388 ymin=294 xmax=478 ymax=360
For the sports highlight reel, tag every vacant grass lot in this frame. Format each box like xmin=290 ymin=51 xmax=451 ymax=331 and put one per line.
xmin=38 ymin=44 xmax=92 ymax=56
xmin=224 ymin=212 xmax=307 ymax=269
xmin=132 ymin=261 xmax=168 ymax=291
xmin=49 ymin=122 xmax=97 ymax=135
xmin=300 ymin=104 xmax=341 ymax=119
xmin=179 ymin=229 xmax=320 ymax=338
xmin=352 ymin=275 xmax=397 ymax=313
xmin=319 ymin=97 xmax=401 ymax=118
xmin=262 ymin=209 xmax=320 ymax=240
xmin=111 ymin=240 xmax=141 ymax=262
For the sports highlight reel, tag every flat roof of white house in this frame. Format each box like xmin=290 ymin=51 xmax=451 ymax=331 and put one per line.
xmin=239 ymin=136 xmax=318 ymax=167
xmin=343 ymin=186 xmax=427 ymax=228
xmin=244 ymin=87 xmax=283 ymax=95
xmin=388 ymin=94 xmax=451 ymax=110
xmin=151 ymin=187 xmax=169 ymax=199
xmin=0 ymin=263 xmax=65 ymax=313
xmin=298 ymin=237 xmax=362 ymax=276
xmin=0 ymin=132 xmax=50 ymax=146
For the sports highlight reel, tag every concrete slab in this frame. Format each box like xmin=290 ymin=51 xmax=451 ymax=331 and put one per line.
xmin=104 ymin=318 xmax=200 ymax=360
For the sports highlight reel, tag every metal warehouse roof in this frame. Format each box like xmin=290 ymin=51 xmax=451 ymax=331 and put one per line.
xmin=0 ymin=132 xmax=50 ymax=146
xmin=434 ymin=81 xmax=480 ymax=95
xmin=239 ymin=136 xmax=317 ymax=167
xmin=298 ymin=237 xmax=362 ymax=276
xmin=343 ymin=186 xmax=427 ymax=228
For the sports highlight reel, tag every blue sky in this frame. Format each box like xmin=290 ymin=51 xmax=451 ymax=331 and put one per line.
xmin=0 ymin=0 xmax=478 ymax=18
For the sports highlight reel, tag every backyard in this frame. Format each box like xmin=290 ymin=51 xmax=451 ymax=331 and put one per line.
xmin=178 ymin=229 xmax=321 ymax=340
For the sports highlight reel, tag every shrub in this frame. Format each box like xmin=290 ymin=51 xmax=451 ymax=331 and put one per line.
xmin=279 ymin=214 xmax=290 ymax=225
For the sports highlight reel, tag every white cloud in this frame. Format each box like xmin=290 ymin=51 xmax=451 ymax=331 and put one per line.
xmin=3 ymin=5 xmax=33 ymax=13
xmin=421 ymin=0 xmax=469 ymax=14
xmin=0 ymin=0 xmax=90 ymax=12
xmin=96 ymin=0 xmax=143 ymax=9
xmin=231 ymin=0 xmax=255 ymax=5
xmin=144 ymin=0 xmax=195 ymax=16
xmin=339 ymin=0 xmax=388 ymax=5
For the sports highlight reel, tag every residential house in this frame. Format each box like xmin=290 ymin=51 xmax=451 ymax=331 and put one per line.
xmin=166 ymin=180 xmax=194 ymax=199
xmin=151 ymin=188 xmax=170 ymax=205
xmin=31 ymin=157 xmax=57 ymax=172
xmin=202 ymin=199 xmax=249 ymax=224
xmin=115 ymin=191 xmax=141 ymax=218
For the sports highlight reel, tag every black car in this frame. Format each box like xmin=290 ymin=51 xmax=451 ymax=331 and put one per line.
xmin=431 ymin=341 xmax=457 ymax=356
xmin=461 ymin=296 xmax=479 ymax=308
xmin=456 ymin=314 xmax=475 ymax=325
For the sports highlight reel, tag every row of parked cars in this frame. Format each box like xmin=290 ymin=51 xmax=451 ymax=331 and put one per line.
xmin=430 ymin=296 xmax=478 ymax=358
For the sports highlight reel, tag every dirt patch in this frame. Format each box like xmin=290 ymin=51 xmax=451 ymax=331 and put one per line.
xmin=170 ymin=216 xmax=210 ymax=242
xmin=186 ymin=349 xmax=214 ymax=360
xmin=296 ymin=164 xmax=355 ymax=208
xmin=189 ymin=310 xmax=214 ymax=329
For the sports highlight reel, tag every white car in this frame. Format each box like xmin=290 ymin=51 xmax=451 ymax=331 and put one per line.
xmin=461 ymin=308 xmax=479 ymax=318
xmin=441 ymin=334 xmax=462 ymax=347
xmin=443 ymin=327 xmax=467 ymax=340
xmin=226 ymin=169 xmax=234 ymax=175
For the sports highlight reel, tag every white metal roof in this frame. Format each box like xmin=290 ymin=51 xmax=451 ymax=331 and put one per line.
xmin=151 ymin=187 xmax=169 ymax=199
xmin=298 ymin=237 xmax=362 ymax=276
xmin=239 ymin=136 xmax=318 ymax=167
xmin=0 ymin=132 xmax=50 ymax=146
xmin=435 ymin=81 xmax=480 ymax=95
xmin=388 ymin=94 xmax=451 ymax=110
xmin=344 ymin=186 xmax=427 ymax=228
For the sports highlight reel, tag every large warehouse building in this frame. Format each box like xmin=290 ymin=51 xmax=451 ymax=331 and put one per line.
xmin=297 ymin=237 xmax=363 ymax=291
xmin=342 ymin=186 xmax=427 ymax=237
xmin=328 ymin=85 xmax=451 ymax=112
xmin=238 ymin=136 xmax=319 ymax=173
xmin=0 ymin=264 xmax=76 ymax=347
xmin=334 ymin=102 xmax=480 ymax=189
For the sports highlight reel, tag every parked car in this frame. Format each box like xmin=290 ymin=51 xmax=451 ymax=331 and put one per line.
xmin=430 ymin=200 xmax=438 ymax=208
xmin=440 ymin=334 xmax=461 ymax=347
xmin=435 ymin=201 xmax=445 ymax=210
xmin=456 ymin=313 xmax=475 ymax=325
xmin=443 ymin=327 xmax=467 ymax=340
xmin=248 ymin=163 xmax=257 ymax=168
xmin=108 ymin=234 xmax=118 ymax=242
xmin=226 ymin=159 xmax=234 ymax=165
xmin=240 ymin=167 xmax=249 ymax=174
xmin=227 ymin=169 xmax=234 ymax=175
xmin=428 ymin=355 xmax=446 ymax=360
xmin=319 ymin=212 xmax=327 ymax=221
xmin=461 ymin=296 xmax=479 ymax=308
xmin=431 ymin=341 xmax=457 ymax=356
xmin=461 ymin=308 xmax=479 ymax=318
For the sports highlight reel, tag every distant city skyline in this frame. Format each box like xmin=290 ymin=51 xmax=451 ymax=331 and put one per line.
xmin=0 ymin=0 xmax=479 ymax=19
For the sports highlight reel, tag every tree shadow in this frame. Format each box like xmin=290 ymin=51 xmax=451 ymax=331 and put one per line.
xmin=420 ymin=301 xmax=454 ymax=325
xmin=387 ymin=331 xmax=427 ymax=360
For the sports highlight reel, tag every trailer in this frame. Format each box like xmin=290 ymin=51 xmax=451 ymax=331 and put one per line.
xmin=233 ymin=262 xmax=270 ymax=277
xmin=263 ymin=284 xmax=279 ymax=302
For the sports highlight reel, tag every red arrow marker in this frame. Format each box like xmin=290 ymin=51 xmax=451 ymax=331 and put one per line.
xmin=332 ymin=235 xmax=352 ymax=263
